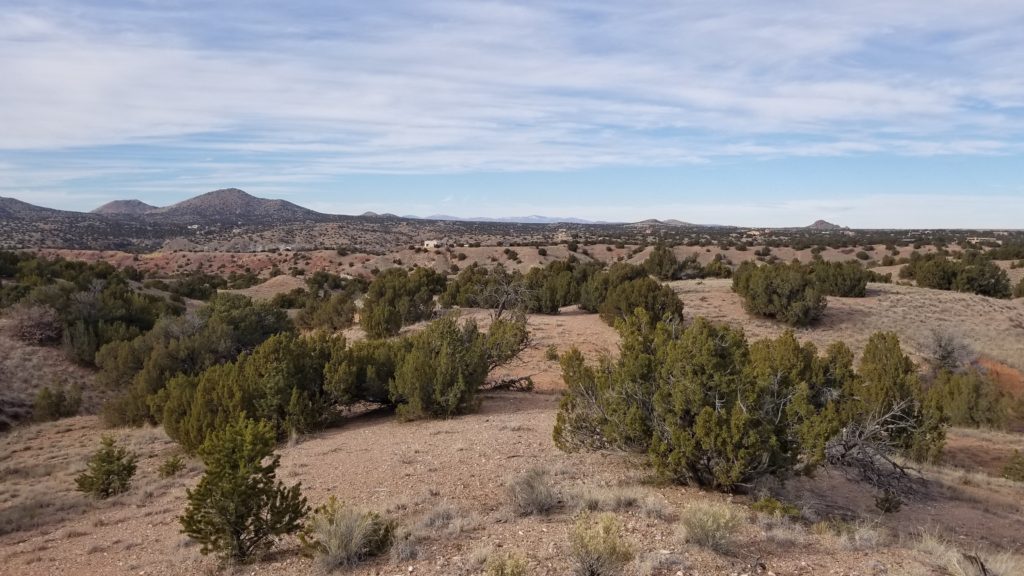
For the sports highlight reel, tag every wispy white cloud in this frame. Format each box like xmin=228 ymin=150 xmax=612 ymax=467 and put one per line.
xmin=0 ymin=1 xmax=1023 ymax=223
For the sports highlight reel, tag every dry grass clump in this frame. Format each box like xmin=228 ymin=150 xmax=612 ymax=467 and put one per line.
xmin=568 ymin=486 xmax=673 ymax=521
xmin=811 ymin=519 xmax=889 ymax=551
xmin=753 ymin=511 xmax=808 ymax=548
xmin=301 ymin=497 xmax=396 ymax=570
xmin=417 ymin=503 xmax=481 ymax=535
xmin=508 ymin=467 xmax=559 ymax=516
xmin=915 ymin=531 xmax=1024 ymax=576
xmin=5 ymin=303 xmax=62 ymax=344
xmin=634 ymin=551 xmax=688 ymax=576
xmin=484 ymin=551 xmax=528 ymax=576
xmin=389 ymin=527 xmax=421 ymax=563
xmin=569 ymin=513 xmax=634 ymax=576
xmin=678 ymin=500 xmax=744 ymax=553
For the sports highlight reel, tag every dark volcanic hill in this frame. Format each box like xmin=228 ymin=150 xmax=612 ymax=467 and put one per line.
xmin=807 ymin=219 xmax=844 ymax=230
xmin=148 ymin=188 xmax=326 ymax=224
xmin=92 ymin=199 xmax=158 ymax=215
xmin=0 ymin=196 xmax=182 ymax=250
xmin=0 ymin=197 xmax=69 ymax=219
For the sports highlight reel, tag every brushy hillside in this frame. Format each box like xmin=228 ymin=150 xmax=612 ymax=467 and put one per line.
xmin=673 ymin=279 xmax=1024 ymax=371
xmin=0 ymin=319 xmax=101 ymax=431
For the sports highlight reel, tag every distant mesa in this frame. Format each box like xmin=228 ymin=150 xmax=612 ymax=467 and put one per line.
xmin=807 ymin=219 xmax=845 ymax=230
xmin=92 ymin=199 xmax=158 ymax=215
xmin=419 ymin=214 xmax=614 ymax=224
xmin=631 ymin=218 xmax=696 ymax=227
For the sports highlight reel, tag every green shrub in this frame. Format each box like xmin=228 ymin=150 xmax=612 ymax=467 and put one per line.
xmin=300 ymin=496 xmax=395 ymax=569
xmin=650 ymin=321 xmax=821 ymax=489
xmin=181 ymin=417 xmax=309 ymax=561
xmin=390 ymin=316 xmax=488 ymax=420
xmin=1003 ymin=451 xmax=1024 ymax=482
xmin=297 ymin=292 xmax=358 ymax=331
xmin=925 ymin=369 xmax=1011 ymax=429
xmin=158 ymin=454 xmax=186 ymax=478
xmin=98 ymin=293 xmax=291 ymax=427
xmin=732 ymin=261 xmax=826 ymax=326
xmin=569 ymin=514 xmax=633 ymax=576
xmin=854 ymin=332 xmax=945 ymax=463
xmin=524 ymin=259 xmax=603 ymax=314
xmin=75 ymin=435 xmax=137 ymax=499
xmin=33 ymin=383 xmax=81 ymax=422
xmin=597 ymin=276 xmax=683 ymax=326
xmin=160 ymin=332 xmax=334 ymax=453
xmin=678 ymin=501 xmax=743 ymax=552
xmin=555 ymin=313 xmax=942 ymax=492
xmin=578 ymin=264 xmax=646 ymax=313
xmin=901 ymin=253 xmax=1011 ymax=298
xmin=324 ymin=337 xmax=409 ymax=407
xmin=360 ymin=267 xmax=446 ymax=338
xmin=643 ymin=243 xmax=679 ymax=280
xmin=750 ymin=497 xmax=800 ymax=519
xmin=810 ymin=260 xmax=872 ymax=297
xmin=507 ymin=468 xmax=558 ymax=516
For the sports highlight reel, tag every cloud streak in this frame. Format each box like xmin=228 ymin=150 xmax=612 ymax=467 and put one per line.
xmin=0 ymin=1 xmax=1023 ymax=223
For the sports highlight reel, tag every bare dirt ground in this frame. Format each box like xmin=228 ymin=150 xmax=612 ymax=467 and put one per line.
xmin=7 ymin=395 xmax=1020 ymax=576
xmin=671 ymin=279 xmax=1024 ymax=372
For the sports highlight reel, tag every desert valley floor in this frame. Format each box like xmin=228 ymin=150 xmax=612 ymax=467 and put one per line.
xmin=2 ymin=277 xmax=1024 ymax=575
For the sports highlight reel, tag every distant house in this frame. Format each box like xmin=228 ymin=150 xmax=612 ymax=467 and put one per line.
xmin=967 ymin=236 xmax=1001 ymax=245
xmin=423 ymin=239 xmax=448 ymax=249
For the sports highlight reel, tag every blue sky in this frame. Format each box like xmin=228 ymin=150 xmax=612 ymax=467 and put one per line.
xmin=1 ymin=1 xmax=1023 ymax=227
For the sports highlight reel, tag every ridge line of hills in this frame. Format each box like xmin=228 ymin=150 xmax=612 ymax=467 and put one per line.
xmin=5 ymin=187 xmax=842 ymax=229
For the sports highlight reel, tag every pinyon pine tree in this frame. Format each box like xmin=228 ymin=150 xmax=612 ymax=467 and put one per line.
xmin=181 ymin=416 xmax=308 ymax=561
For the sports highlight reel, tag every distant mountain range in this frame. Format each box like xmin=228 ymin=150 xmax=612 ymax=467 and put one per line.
xmin=408 ymin=214 xmax=619 ymax=225
xmin=4 ymin=187 xmax=834 ymax=230
xmin=88 ymin=190 xmax=622 ymax=225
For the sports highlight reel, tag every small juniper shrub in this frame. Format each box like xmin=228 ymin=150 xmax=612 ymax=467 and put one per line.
xmin=180 ymin=417 xmax=308 ymax=561
xmin=75 ymin=435 xmax=138 ymax=499
xmin=158 ymin=454 xmax=185 ymax=478
xmin=33 ymin=383 xmax=82 ymax=422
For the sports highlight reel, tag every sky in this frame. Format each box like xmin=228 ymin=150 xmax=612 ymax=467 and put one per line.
xmin=1 ymin=1 xmax=1023 ymax=228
